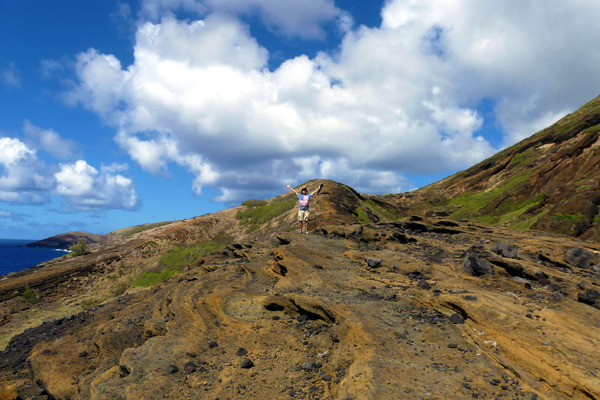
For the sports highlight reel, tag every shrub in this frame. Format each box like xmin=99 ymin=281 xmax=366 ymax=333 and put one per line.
xmin=22 ymin=285 xmax=41 ymax=304
xmin=241 ymin=199 xmax=268 ymax=207
xmin=69 ymin=239 xmax=90 ymax=256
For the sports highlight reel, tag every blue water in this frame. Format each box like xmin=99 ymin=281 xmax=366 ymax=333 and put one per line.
xmin=0 ymin=239 xmax=68 ymax=277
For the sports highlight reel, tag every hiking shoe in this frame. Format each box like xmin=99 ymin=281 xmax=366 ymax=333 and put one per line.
xmin=298 ymin=230 xmax=303 ymax=234
xmin=304 ymin=231 xmax=310 ymax=234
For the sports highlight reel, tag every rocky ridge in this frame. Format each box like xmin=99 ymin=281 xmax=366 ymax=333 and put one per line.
xmin=397 ymin=94 xmax=600 ymax=241
xmin=0 ymin=180 xmax=599 ymax=399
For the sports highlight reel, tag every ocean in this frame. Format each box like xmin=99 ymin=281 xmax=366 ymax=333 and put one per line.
xmin=0 ymin=239 xmax=69 ymax=277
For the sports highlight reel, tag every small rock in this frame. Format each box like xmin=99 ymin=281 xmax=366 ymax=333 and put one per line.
xmin=552 ymin=292 xmax=566 ymax=301
xmin=578 ymin=290 xmax=600 ymax=306
xmin=462 ymin=254 xmax=494 ymax=276
xmin=449 ymin=313 xmax=465 ymax=324
xmin=366 ymin=258 xmax=382 ymax=268
xmin=541 ymin=341 xmax=550 ymax=346
xmin=236 ymin=347 xmax=248 ymax=357
xmin=463 ymin=295 xmax=478 ymax=301
xmin=297 ymin=315 xmax=308 ymax=323
xmin=417 ymin=280 xmax=432 ymax=290
xmin=166 ymin=364 xmax=179 ymax=374
xmin=538 ymin=278 xmax=552 ymax=286
xmin=491 ymin=242 xmax=519 ymax=258
xmin=208 ymin=341 xmax=218 ymax=348
xmin=313 ymin=264 xmax=324 ymax=270
xmin=240 ymin=358 xmax=254 ymax=369
xmin=352 ymin=226 xmax=363 ymax=236
xmin=535 ymin=271 xmax=549 ymax=280
xmin=512 ymin=277 xmax=531 ymax=286
xmin=302 ymin=361 xmax=316 ymax=371
xmin=577 ymin=281 xmax=587 ymax=290
xmin=78 ymin=351 xmax=88 ymax=358
xmin=547 ymin=284 xmax=562 ymax=292
xmin=447 ymin=343 xmax=458 ymax=349
xmin=184 ymin=362 xmax=197 ymax=375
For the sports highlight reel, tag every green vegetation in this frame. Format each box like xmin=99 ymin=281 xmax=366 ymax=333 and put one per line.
xmin=69 ymin=239 xmax=90 ymax=256
xmin=509 ymin=148 xmax=537 ymax=168
xmin=22 ymin=285 xmax=41 ymax=304
xmin=354 ymin=198 xmax=401 ymax=222
xmin=241 ymin=199 xmax=267 ymax=207
xmin=236 ymin=200 xmax=295 ymax=231
xmin=131 ymin=268 xmax=181 ymax=287
xmin=449 ymin=170 xmax=533 ymax=220
xmin=122 ymin=222 xmax=171 ymax=238
xmin=353 ymin=207 xmax=370 ymax=223
xmin=159 ymin=241 xmax=226 ymax=268
xmin=512 ymin=209 xmax=551 ymax=230
xmin=553 ymin=213 xmax=586 ymax=223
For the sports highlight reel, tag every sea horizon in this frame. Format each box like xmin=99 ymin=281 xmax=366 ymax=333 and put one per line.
xmin=0 ymin=238 xmax=69 ymax=277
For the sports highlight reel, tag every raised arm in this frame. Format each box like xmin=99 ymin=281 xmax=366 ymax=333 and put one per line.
xmin=311 ymin=183 xmax=324 ymax=196
xmin=286 ymin=184 xmax=298 ymax=194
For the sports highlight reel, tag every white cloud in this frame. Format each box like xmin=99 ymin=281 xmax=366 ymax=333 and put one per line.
xmin=0 ymin=134 xmax=138 ymax=211
xmin=54 ymin=160 xmax=138 ymax=211
xmin=0 ymin=210 xmax=12 ymax=218
xmin=0 ymin=137 xmax=51 ymax=203
xmin=23 ymin=120 xmax=77 ymax=159
xmin=68 ymin=1 xmax=600 ymax=203
xmin=1 ymin=62 xmax=20 ymax=89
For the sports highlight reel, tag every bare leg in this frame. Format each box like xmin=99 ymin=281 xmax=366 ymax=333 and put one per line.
xmin=299 ymin=221 xmax=303 ymax=232
xmin=305 ymin=221 xmax=309 ymax=233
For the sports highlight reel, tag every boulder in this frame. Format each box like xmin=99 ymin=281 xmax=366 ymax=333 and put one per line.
xmin=366 ymin=258 xmax=382 ymax=268
xmin=463 ymin=254 xmax=494 ymax=276
xmin=565 ymin=248 xmax=594 ymax=269
xmin=491 ymin=242 xmax=519 ymax=258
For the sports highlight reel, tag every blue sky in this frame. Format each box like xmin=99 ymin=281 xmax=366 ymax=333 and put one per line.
xmin=2 ymin=0 xmax=600 ymax=240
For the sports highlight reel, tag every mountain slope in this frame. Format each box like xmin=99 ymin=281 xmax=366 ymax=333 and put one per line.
xmin=400 ymin=95 xmax=600 ymax=241
xmin=1 ymin=181 xmax=599 ymax=400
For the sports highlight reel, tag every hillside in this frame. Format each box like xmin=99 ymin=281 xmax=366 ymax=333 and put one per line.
xmin=398 ymin=94 xmax=600 ymax=241
xmin=25 ymin=231 xmax=110 ymax=250
xmin=0 ymin=180 xmax=599 ymax=400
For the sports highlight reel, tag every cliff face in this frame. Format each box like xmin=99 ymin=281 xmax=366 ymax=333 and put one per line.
xmin=1 ymin=181 xmax=599 ymax=400
xmin=400 ymin=95 xmax=600 ymax=241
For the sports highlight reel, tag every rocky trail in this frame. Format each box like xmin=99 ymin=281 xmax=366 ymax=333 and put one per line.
xmin=2 ymin=211 xmax=599 ymax=399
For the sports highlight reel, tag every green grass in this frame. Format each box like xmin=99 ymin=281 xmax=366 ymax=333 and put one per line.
xmin=449 ymin=170 xmax=533 ymax=220
xmin=241 ymin=199 xmax=267 ymax=207
xmin=235 ymin=200 xmax=295 ymax=230
xmin=511 ymin=209 xmax=551 ymax=230
xmin=509 ymin=148 xmax=537 ymax=168
xmin=355 ymin=198 xmax=401 ymax=222
xmin=553 ymin=213 xmax=586 ymax=223
xmin=159 ymin=241 xmax=226 ymax=268
xmin=131 ymin=268 xmax=181 ymax=287
xmin=353 ymin=207 xmax=370 ymax=223
xmin=122 ymin=222 xmax=172 ymax=238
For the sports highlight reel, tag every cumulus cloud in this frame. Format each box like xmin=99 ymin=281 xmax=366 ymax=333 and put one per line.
xmin=54 ymin=160 xmax=138 ymax=211
xmin=0 ymin=133 xmax=138 ymax=211
xmin=68 ymin=0 xmax=600 ymax=202
xmin=0 ymin=137 xmax=51 ymax=203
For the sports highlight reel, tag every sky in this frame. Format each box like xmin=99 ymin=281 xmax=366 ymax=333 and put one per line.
xmin=1 ymin=0 xmax=600 ymax=240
